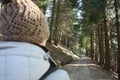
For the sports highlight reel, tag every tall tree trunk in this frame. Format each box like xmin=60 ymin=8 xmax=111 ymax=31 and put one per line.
xmin=98 ymin=24 xmax=104 ymax=66
xmin=90 ymin=30 xmax=94 ymax=60
xmin=49 ymin=0 xmax=56 ymax=44
xmin=103 ymin=0 xmax=111 ymax=71
xmin=104 ymin=19 xmax=111 ymax=71
xmin=95 ymin=28 xmax=99 ymax=62
xmin=54 ymin=0 xmax=60 ymax=45
xmin=114 ymin=0 xmax=120 ymax=79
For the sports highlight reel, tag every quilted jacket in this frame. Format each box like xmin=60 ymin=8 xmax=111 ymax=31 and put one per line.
xmin=0 ymin=41 xmax=50 ymax=80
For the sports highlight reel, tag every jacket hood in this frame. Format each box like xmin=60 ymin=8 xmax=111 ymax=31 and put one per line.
xmin=0 ymin=41 xmax=50 ymax=80
xmin=0 ymin=41 xmax=47 ymax=59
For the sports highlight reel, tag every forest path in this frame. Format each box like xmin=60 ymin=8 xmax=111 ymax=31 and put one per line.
xmin=63 ymin=56 xmax=118 ymax=80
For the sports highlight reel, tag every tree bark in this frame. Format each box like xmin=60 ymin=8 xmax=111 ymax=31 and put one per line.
xmin=98 ymin=24 xmax=104 ymax=66
xmin=94 ymin=25 xmax=99 ymax=62
xmin=90 ymin=30 xmax=94 ymax=60
xmin=49 ymin=0 xmax=56 ymax=44
xmin=54 ymin=0 xmax=60 ymax=45
xmin=114 ymin=0 xmax=120 ymax=79
xmin=104 ymin=20 xmax=111 ymax=71
xmin=103 ymin=0 xmax=111 ymax=71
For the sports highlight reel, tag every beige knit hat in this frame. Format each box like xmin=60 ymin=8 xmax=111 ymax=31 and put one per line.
xmin=0 ymin=0 xmax=50 ymax=45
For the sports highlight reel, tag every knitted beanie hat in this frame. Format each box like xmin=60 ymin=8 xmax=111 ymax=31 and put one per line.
xmin=0 ymin=0 xmax=50 ymax=45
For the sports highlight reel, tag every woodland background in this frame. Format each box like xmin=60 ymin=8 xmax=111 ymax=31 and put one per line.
xmin=0 ymin=0 xmax=120 ymax=79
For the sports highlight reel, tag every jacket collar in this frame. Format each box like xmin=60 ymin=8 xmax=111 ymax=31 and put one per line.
xmin=34 ymin=43 xmax=48 ymax=53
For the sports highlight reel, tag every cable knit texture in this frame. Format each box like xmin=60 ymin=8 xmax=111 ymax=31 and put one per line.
xmin=0 ymin=0 xmax=50 ymax=44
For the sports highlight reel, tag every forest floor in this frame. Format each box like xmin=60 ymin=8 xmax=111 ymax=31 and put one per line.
xmin=47 ymin=44 xmax=118 ymax=80
xmin=46 ymin=43 xmax=80 ymax=66
xmin=63 ymin=56 xmax=118 ymax=80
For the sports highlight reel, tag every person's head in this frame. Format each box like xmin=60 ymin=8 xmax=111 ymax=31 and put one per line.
xmin=0 ymin=0 xmax=50 ymax=46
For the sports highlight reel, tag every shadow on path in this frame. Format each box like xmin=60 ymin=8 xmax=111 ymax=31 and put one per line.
xmin=63 ymin=56 xmax=118 ymax=80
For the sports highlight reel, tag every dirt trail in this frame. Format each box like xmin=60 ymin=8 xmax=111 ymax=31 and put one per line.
xmin=63 ymin=56 xmax=118 ymax=80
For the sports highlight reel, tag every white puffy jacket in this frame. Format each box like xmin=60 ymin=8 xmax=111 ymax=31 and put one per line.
xmin=0 ymin=41 xmax=50 ymax=80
